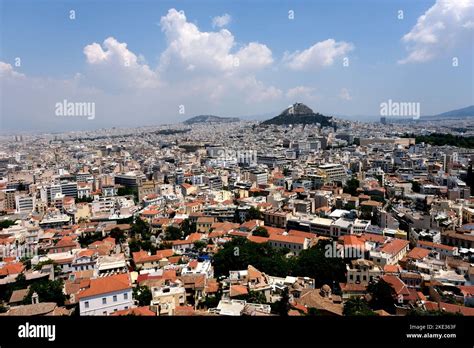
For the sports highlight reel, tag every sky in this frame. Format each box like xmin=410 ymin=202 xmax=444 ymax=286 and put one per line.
xmin=0 ymin=0 xmax=473 ymax=132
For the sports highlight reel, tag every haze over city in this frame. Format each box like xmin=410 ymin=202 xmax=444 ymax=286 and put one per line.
xmin=1 ymin=0 xmax=473 ymax=132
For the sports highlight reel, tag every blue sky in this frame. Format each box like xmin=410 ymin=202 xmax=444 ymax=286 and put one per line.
xmin=1 ymin=0 xmax=473 ymax=132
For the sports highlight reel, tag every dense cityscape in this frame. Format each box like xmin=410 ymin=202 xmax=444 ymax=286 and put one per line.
xmin=1 ymin=102 xmax=473 ymax=317
xmin=0 ymin=0 xmax=473 ymax=345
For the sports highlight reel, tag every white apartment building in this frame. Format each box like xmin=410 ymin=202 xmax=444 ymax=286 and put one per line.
xmin=77 ymin=273 xmax=133 ymax=316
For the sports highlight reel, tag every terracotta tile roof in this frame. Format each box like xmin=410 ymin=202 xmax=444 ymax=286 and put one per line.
xmin=339 ymin=282 xmax=368 ymax=292
xmin=54 ymin=236 xmax=78 ymax=248
xmin=424 ymin=301 xmax=474 ymax=316
xmin=4 ymin=302 xmax=57 ymax=316
xmin=418 ymin=240 xmax=456 ymax=251
xmin=76 ymin=273 xmax=131 ymax=300
xmin=230 ymin=284 xmax=249 ymax=297
xmin=407 ymin=247 xmax=430 ymax=260
xmin=291 ymin=302 xmax=308 ymax=314
xmin=381 ymin=275 xmax=410 ymax=296
xmin=360 ymin=200 xmax=383 ymax=207
xmin=77 ymin=249 xmax=97 ymax=258
xmin=247 ymin=235 xmax=269 ymax=243
xmin=229 ymin=231 xmax=249 ymax=237
xmin=180 ymin=274 xmax=205 ymax=290
xmin=288 ymin=230 xmax=317 ymax=239
xmin=383 ymin=264 xmax=401 ymax=274
xmin=269 ymin=234 xmax=306 ymax=245
xmin=380 ymin=239 xmax=409 ymax=256
xmin=133 ymin=249 xmax=174 ymax=263
xmin=168 ymin=256 xmax=182 ymax=264
xmin=247 ymin=265 xmax=263 ymax=281
xmin=264 ymin=226 xmax=285 ymax=235
xmin=174 ymin=305 xmax=195 ymax=316
xmin=360 ymin=233 xmax=386 ymax=244
xmin=9 ymin=288 xmax=29 ymax=304
xmin=205 ymin=279 xmax=219 ymax=293
xmin=240 ymin=220 xmax=260 ymax=230
xmin=111 ymin=306 xmax=156 ymax=316
xmin=0 ymin=262 xmax=25 ymax=276
xmin=141 ymin=209 xmax=160 ymax=216
xmin=297 ymin=289 xmax=343 ymax=316
xmin=338 ymin=235 xmax=365 ymax=248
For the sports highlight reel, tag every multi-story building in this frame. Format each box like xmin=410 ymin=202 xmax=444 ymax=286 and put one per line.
xmin=77 ymin=273 xmax=133 ymax=316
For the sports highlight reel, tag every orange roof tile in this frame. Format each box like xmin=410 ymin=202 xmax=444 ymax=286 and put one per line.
xmin=77 ymin=273 xmax=131 ymax=300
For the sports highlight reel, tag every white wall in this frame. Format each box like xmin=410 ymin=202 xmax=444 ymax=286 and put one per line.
xmin=79 ymin=289 xmax=133 ymax=316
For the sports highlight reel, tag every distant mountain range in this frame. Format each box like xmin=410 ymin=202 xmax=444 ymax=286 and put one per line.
xmin=425 ymin=105 xmax=474 ymax=119
xmin=261 ymin=103 xmax=335 ymax=127
xmin=183 ymin=115 xmax=240 ymax=124
xmin=334 ymin=105 xmax=474 ymax=123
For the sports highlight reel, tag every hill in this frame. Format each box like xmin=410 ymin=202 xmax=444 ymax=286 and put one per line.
xmin=184 ymin=115 xmax=240 ymax=125
xmin=262 ymin=103 xmax=335 ymax=127
xmin=432 ymin=105 xmax=474 ymax=118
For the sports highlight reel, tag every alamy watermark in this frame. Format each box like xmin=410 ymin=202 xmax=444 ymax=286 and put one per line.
xmin=1 ymin=243 xmax=38 ymax=259
xmin=324 ymin=242 xmax=364 ymax=259
xmin=18 ymin=323 xmax=56 ymax=341
xmin=55 ymin=99 xmax=95 ymax=120
xmin=380 ymin=99 xmax=420 ymax=120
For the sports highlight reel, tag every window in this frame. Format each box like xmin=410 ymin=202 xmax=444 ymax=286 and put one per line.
xmin=102 ymin=298 xmax=107 ymax=305
xmin=124 ymin=293 xmax=128 ymax=300
xmin=124 ymin=306 xmax=128 ymax=309
xmin=113 ymin=295 xmax=117 ymax=302
xmin=85 ymin=301 xmax=89 ymax=309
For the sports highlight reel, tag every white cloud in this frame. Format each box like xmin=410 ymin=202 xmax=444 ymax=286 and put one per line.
xmin=399 ymin=0 xmax=474 ymax=64
xmin=339 ymin=88 xmax=352 ymax=101
xmin=212 ymin=13 xmax=231 ymax=28
xmin=159 ymin=9 xmax=272 ymax=73
xmin=284 ymin=39 xmax=354 ymax=71
xmin=235 ymin=42 xmax=273 ymax=71
xmin=83 ymin=37 xmax=160 ymax=89
xmin=286 ymin=86 xmax=316 ymax=100
xmin=0 ymin=62 xmax=25 ymax=79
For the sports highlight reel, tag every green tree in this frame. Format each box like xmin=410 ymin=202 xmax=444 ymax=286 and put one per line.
xmin=129 ymin=239 xmax=141 ymax=253
xmin=130 ymin=217 xmax=150 ymax=238
xmin=133 ymin=285 xmax=152 ymax=306
xmin=76 ymin=196 xmax=93 ymax=203
xmin=344 ymin=178 xmax=360 ymax=196
xmin=343 ymin=297 xmax=377 ymax=316
xmin=271 ymin=288 xmax=290 ymax=316
xmin=110 ymin=227 xmax=126 ymax=244
xmin=411 ymin=180 xmax=421 ymax=193
xmin=193 ymin=240 xmax=207 ymax=251
xmin=367 ymin=279 xmax=396 ymax=314
xmin=253 ymin=226 xmax=269 ymax=237
xmin=181 ymin=219 xmax=196 ymax=237
xmin=162 ymin=226 xmax=182 ymax=241
xmin=306 ymin=307 xmax=322 ymax=316
xmin=24 ymin=279 xmax=66 ymax=306
xmin=78 ymin=232 xmax=103 ymax=247
xmin=212 ymin=238 xmax=290 ymax=278
xmin=33 ymin=259 xmax=54 ymax=271
xmin=244 ymin=291 xmax=268 ymax=304
xmin=117 ymin=187 xmax=138 ymax=201
xmin=0 ymin=273 xmax=28 ymax=302
xmin=407 ymin=308 xmax=462 ymax=316
xmin=0 ymin=219 xmax=17 ymax=229
xmin=293 ymin=240 xmax=346 ymax=287
xmin=247 ymin=207 xmax=262 ymax=221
